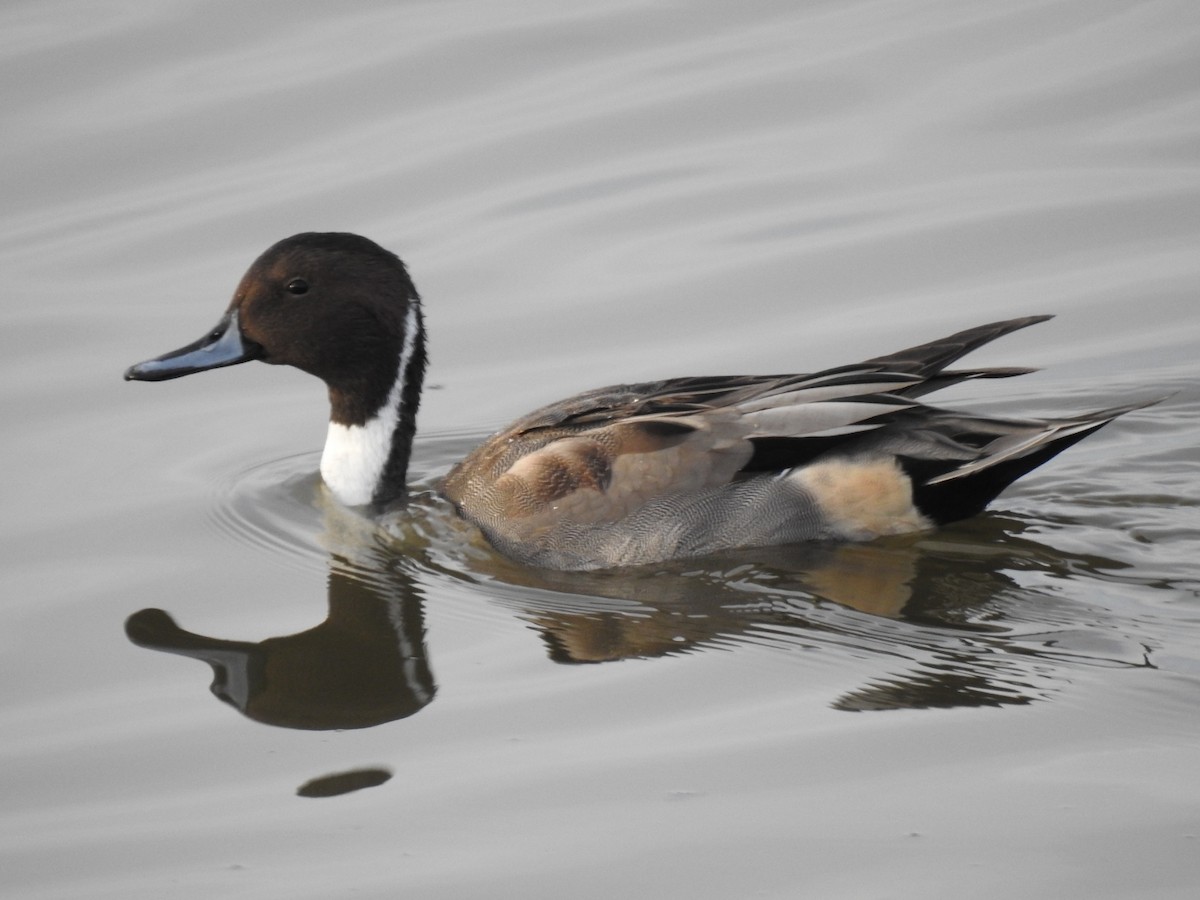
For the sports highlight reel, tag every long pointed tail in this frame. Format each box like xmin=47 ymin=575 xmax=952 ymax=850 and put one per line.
xmin=864 ymin=315 xmax=1054 ymax=377
xmin=907 ymin=398 xmax=1162 ymax=524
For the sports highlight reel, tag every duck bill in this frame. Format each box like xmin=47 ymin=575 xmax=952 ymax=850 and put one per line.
xmin=124 ymin=309 xmax=262 ymax=382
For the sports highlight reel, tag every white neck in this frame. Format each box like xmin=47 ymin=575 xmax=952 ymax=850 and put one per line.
xmin=320 ymin=303 xmax=421 ymax=506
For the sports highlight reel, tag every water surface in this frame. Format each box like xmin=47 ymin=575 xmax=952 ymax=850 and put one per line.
xmin=3 ymin=1 xmax=1199 ymax=898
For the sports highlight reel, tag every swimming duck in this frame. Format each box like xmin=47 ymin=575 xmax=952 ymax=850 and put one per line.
xmin=126 ymin=232 xmax=1146 ymax=570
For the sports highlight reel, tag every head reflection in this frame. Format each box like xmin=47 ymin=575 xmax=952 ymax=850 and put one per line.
xmin=126 ymin=553 xmax=433 ymax=730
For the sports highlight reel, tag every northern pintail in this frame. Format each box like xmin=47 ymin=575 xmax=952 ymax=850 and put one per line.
xmin=126 ymin=232 xmax=1148 ymax=570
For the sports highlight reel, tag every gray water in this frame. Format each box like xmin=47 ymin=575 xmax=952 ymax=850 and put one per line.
xmin=3 ymin=1 xmax=1200 ymax=898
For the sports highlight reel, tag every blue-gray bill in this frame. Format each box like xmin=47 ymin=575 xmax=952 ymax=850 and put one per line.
xmin=124 ymin=310 xmax=261 ymax=382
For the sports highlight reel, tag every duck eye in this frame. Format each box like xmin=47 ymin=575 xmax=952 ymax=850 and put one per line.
xmin=286 ymin=278 xmax=310 ymax=295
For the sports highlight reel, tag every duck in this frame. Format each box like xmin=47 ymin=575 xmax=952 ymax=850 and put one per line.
xmin=126 ymin=231 xmax=1149 ymax=571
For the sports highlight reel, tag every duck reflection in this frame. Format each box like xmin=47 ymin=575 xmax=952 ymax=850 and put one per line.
xmin=126 ymin=487 xmax=1151 ymax=739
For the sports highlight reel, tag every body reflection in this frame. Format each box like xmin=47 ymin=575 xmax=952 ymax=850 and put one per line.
xmin=465 ymin=510 xmax=1154 ymax=709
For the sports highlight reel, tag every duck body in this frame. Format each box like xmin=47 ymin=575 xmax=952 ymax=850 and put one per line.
xmin=127 ymin=232 xmax=1146 ymax=571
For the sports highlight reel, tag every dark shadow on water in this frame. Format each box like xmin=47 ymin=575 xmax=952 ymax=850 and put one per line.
xmin=295 ymin=767 xmax=393 ymax=798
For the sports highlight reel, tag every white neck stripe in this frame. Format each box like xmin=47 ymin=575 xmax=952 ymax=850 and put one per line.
xmin=395 ymin=299 xmax=422 ymax=406
xmin=320 ymin=301 xmax=421 ymax=506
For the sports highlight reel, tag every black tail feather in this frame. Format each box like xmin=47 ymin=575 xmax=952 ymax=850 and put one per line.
xmin=902 ymin=418 xmax=1111 ymax=525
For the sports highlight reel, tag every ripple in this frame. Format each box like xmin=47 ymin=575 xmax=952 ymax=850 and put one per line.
xmin=202 ymin=432 xmax=480 ymax=576
xmin=205 ymin=451 xmax=329 ymax=573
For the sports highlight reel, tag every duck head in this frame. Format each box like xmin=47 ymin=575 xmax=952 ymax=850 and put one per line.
xmin=126 ymin=232 xmax=427 ymax=509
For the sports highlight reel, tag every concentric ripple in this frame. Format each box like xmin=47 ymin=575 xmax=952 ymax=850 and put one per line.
xmin=203 ymin=430 xmax=483 ymax=576
xmin=206 ymin=451 xmax=330 ymax=573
